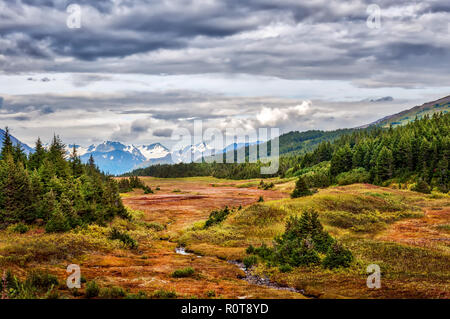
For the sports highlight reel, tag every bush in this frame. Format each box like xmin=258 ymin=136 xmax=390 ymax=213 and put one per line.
xmin=412 ymin=179 xmax=431 ymax=194
xmin=322 ymin=243 xmax=353 ymax=269
xmin=171 ymin=267 xmax=195 ymax=278
xmin=143 ymin=186 xmax=153 ymax=194
xmin=245 ymin=209 xmax=351 ymax=270
xmin=258 ymin=180 xmax=274 ymax=190
xmin=126 ymin=291 xmax=148 ymax=299
xmin=152 ymin=289 xmax=177 ymax=299
xmin=85 ymin=281 xmax=100 ymax=298
xmin=146 ymin=222 xmax=165 ymax=231
xmin=109 ymin=228 xmax=138 ymax=249
xmin=9 ymin=223 xmax=29 ymax=234
xmin=336 ymin=168 xmax=370 ymax=186
xmin=204 ymin=206 xmax=231 ymax=228
xmin=291 ymin=176 xmax=312 ymax=198
xmin=257 ymin=196 xmax=264 ymax=202
xmin=25 ymin=270 xmax=59 ymax=290
xmin=99 ymin=286 xmax=126 ymax=299
xmin=206 ymin=290 xmax=216 ymax=298
xmin=45 ymin=208 xmax=71 ymax=233
xmin=243 ymin=255 xmax=258 ymax=269
xmin=278 ymin=264 xmax=293 ymax=273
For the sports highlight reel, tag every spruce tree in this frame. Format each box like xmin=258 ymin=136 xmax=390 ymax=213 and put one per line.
xmin=375 ymin=146 xmax=394 ymax=181
xmin=291 ymin=176 xmax=312 ymax=198
xmin=0 ymin=127 xmax=13 ymax=159
xmin=29 ymin=137 xmax=47 ymax=171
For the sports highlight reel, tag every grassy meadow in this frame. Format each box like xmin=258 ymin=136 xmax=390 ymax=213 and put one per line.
xmin=0 ymin=177 xmax=448 ymax=299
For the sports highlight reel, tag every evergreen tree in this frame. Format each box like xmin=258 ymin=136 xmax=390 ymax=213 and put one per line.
xmin=0 ymin=127 xmax=13 ymax=159
xmin=69 ymin=145 xmax=84 ymax=178
xmin=28 ymin=138 xmax=46 ymax=171
xmin=12 ymin=143 xmax=27 ymax=165
xmin=375 ymin=146 xmax=394 ymax=181
xmin=291 ymin=176 xmax=312 ymax=198
xmin=330 ymin=145 xmax=353 ymax=177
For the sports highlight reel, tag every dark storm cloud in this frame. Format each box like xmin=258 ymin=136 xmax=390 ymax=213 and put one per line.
xmin=1 ymin=1 xmax=450 ymax=87
xmin=153 ymin=128 xmax=173 ymax=137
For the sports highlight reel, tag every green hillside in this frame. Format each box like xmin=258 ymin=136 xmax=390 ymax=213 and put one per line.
xmin=370 ymin=95 xmax=450 ymax=128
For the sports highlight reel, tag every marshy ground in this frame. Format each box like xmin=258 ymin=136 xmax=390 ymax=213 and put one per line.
xmin=0 ymin=177 xmax=448 ymax=299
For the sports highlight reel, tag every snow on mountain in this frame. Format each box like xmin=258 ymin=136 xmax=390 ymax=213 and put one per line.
xmin=171 ymin=141 xmax=217 ymax=163
xmin=65 ymin=144 xmax=90 ymax=157
xmin=136 ymin=143 xmax=170 ymax=161
xmin=49 ymin=139 xmax=258 ymax=175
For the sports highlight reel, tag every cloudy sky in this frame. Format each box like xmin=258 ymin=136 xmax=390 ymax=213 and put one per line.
xmin=1 ymin=0 xmax=449 ymax=147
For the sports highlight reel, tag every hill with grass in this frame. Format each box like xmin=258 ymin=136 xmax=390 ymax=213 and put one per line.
xmin=365 ymin=95 xmax=450 ymax=128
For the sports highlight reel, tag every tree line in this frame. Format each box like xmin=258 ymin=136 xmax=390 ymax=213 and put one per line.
xmin=0 ymin=128 xmax=128 ymax=232
xmin=126 ymin=113 xmax=449 ymax=192
xmin=292 ymin=113 xmax=449 ymax=193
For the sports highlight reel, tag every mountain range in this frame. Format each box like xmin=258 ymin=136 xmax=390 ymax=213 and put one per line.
xmin=2 ymin=96 xmax=449 ymax=175
xmin=64 ymin=141 xmax=256 ymax=175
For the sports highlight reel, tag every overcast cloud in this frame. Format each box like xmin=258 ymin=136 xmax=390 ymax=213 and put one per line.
xmin=0 ymin=0 xmax=449 ymax=146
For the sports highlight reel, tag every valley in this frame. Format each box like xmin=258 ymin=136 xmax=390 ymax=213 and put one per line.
xmin=1 ymin=176 xmax=448 ymax=299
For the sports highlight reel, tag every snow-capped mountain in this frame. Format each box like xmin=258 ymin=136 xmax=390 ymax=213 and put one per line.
xmin=136 ymin=143 xmax=170 ymax=160
xmin=61 ymin=141 xmax=171 ymax=175
xmin=171 ymin=141 xmax=217 ymax=163
xmin=60 ymin=140 xmax=261 ymax=175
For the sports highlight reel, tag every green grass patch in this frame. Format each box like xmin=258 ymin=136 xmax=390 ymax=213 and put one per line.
xmin=171 ymin=267 xmax=195 ymax=278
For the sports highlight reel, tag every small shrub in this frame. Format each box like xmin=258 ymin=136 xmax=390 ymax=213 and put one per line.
xmin=152 ymin=289 xmax=177 ymax=299
xmin=412 ymin=179 xmax=431 ymax=194
xmin=85 ymin=281 xmax=100 ymax=298
xmin=143 ymin=186 xmax=154 ymax=194
xmin=109 ymin=228 xmax=138 ymax=249
xmin=70 ymin=288 xmax=83 ymax=297
xmin=278 ymin=264 xmax=293 ymax=273
xmin=336 ymin=168 xmax=370 ymax=186
xmin=257 ymin=196 xmax=264 ymax=202
xmin=155 ymin=186 xmax=161 ymax=191
xmin=126 ymin=291 xmax=148 ymax=299
xmin=206 ymin=290 xmax=216 ymax=298
xmin=204 ymin=206 xmax=231 ymax=228
xmin=322 ymin=243 xmax=353 ymax=269
xmin=291 ymin=176 xmax=312 ymax=198
xmin=146 ymin=222 xmax=165 ymax=231
xmin=172 ymin=189 xmax=181 ymax=193
xmin=171 ymin=267 xmax=195 ymax=278
xmin=45 ymin=287 xmax=60 ymax=299
xmin=9 ymin=223 xmax=30 ymax=234
xmin=26 ymin=270 xmax=59 ymax=290
xmin=99 ymin=286 xmax=126 ymax=299
xmin=243 ymin=255 xmax=258 ymax=269
xmin=258 ymin=180 xmax=275 ymax=190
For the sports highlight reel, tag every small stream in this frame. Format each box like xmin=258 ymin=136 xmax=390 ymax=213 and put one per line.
xmin=175 ymin=246 xmax=202 ymax=257
xmin=175 ymin=247 xmax=303 ymax=294
xmin=228 ymin=260 xmax=304 ymax=294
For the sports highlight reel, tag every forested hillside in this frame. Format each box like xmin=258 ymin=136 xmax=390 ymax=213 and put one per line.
xmin=129 ymin=113 xmax=449 ymax=192
xmin=292 ymin=113 xmax=449 ymax=192
xmin=0 ymin=128 xmax=128 ymax=232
